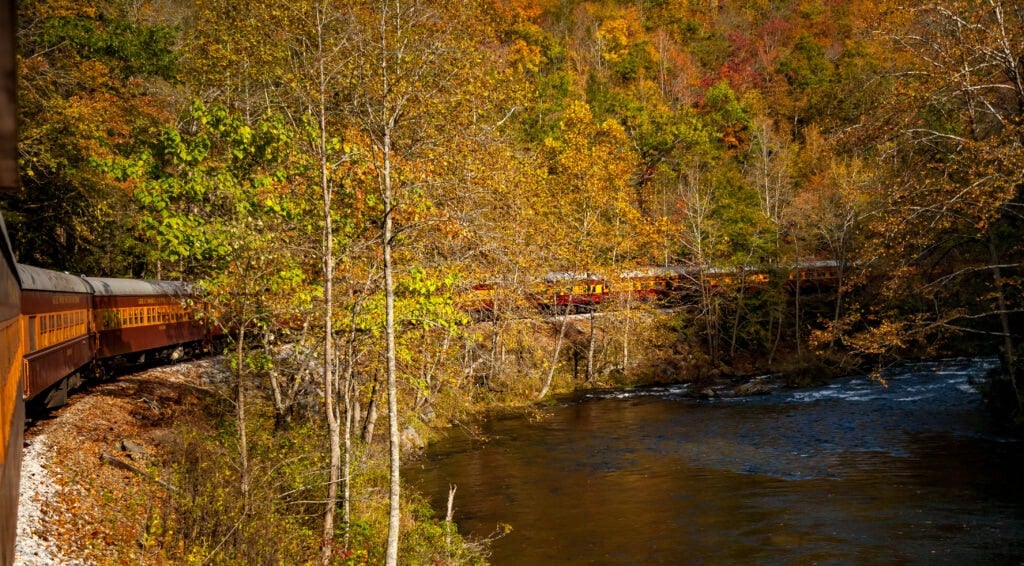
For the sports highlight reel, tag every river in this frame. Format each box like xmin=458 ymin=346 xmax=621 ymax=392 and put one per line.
xmin=407 ymin=358 xmax=1024 ymax=564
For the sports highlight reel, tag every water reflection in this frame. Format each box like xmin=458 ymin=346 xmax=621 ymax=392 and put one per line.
xmin=408 ymin=358 xmax=1024 ymax=564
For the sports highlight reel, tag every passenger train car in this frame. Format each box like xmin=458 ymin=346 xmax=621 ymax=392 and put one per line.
xmin=18 ymin=265 xmax=94 ymax=408
xmin=86 ymin=277 xmax=207 ymax=365
xmin=20 ymin=267 xmax=217 ymax=408
xmin=1 ymin=0 xmax=21 ymax=561
xmin=0 ymin=225 xmax=19 ymax=566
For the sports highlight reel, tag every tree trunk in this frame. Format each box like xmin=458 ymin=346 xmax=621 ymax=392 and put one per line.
xmin=989 ymin=236 xmax=1022 ymax=415
xmin=586 ymin=309 xmax=596 ymax=382
xmin=539 ymin=303 xmax=572 ymax=399
xmin=382 ymin=117 xmax=401 ymax=566
xmin=310 ymin=3 xmax=340 ymax=561
xmin=264 ymin=330 xmax=288 ymax=429
xmin=235 ymin=325 xmax=250 ymax=516
xmin=342 ymin=299 xmax=362 ymax=545
xmin=361 ymin=383 xmax=378 ymax=444
xmin=622 ymin=292 xmax=631 ymax=374
xmin=794 ymin=262 xmax=802 ymax=358
xmin=729 ymin=274 xmax=747 ymax=359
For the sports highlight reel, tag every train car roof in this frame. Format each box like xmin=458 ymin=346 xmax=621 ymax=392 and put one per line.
xmin=542 ymin=271 xmax=605 ymax=282
xmin=82 ymin=276 xmax=192 ymax=297
xmin=16 ymin=263 xmax=92 ymax=294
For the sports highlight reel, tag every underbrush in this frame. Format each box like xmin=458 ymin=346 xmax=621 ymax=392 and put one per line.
xmin=148 ymin=389 xmax=488 ymax=565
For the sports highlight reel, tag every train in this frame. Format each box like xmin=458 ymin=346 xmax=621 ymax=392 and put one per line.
xmin=0 ymin=5 xmax=220 ymax=556
xmin=18 ymin=264 xmax=216 ymax=409
xmin=1 ymin=260 xmax=217 ymax=563
xmin=459 ymin=261 xmax=843 ymax=319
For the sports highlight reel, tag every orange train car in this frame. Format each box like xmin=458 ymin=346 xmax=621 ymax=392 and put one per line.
xmin=1 ymin=1 xmax=21 ymax=561
xmin=0 ymin=220 xmax=20 ymax=566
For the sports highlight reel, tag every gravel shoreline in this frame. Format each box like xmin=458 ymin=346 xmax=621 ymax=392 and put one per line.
xmin=14 ymin=434 xmax=78 ymax=565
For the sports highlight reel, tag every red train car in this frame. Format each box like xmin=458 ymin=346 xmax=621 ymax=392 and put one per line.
xmin=614 ymin=268 xmax=674 ymax=302
xmin=84 ymin=277 xmax=209 ymax=366
xmin=458 ymin=283 xmax=498 ymax=321
xmin=536 ymin=272 xmax=610 ymax=312
xmin=786 ymin=260 xmax=841 ymax=291
xmin=17 ymin=264 xmax=95 ymax=408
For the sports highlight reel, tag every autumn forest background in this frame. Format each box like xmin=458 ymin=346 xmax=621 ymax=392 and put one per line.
xmin=4 ymin=0 xmax=1024 ymax=563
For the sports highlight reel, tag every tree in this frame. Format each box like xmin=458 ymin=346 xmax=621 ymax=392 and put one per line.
xmin=113 ymin=101 xmax=316 ymax=557
xmin=793 ymin=156 xmax=872 ymax=346
xmin=345 ymin=1 xmax=496 ymax=561
xmin=745 ymin=116 xmax=794 ymax=252
xmin=9 ymin=0 xmax=180 ymax=273
xmin=844 ymin=0 xmax=1024 ymax=414
xmin=539 ymin=100 xmax=643 ymax=384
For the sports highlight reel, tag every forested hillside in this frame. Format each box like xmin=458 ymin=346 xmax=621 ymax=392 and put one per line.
xmin=4 ymin=0 xmax=1023 ymax=562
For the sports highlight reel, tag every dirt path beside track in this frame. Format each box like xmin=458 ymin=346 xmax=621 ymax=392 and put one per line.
xmin=14 ymin=359 xmax=220 ymax=565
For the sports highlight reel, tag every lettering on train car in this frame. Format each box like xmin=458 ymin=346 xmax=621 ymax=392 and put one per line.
xmin=51 ymin=295 xmax=83 ymax=305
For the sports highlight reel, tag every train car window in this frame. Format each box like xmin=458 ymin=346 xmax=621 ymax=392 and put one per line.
xmin=27 ymin=316 xmax=36 ymax=352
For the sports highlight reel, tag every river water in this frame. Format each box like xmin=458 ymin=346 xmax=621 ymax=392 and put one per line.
xmin=407 ymin=358 xmax=1024 ymax=564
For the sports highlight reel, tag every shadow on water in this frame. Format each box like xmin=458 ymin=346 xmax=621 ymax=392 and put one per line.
xmin=407 ymin=358 xmax=1024 ymax=565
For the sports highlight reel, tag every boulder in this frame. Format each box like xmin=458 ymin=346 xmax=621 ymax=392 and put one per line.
xmin=400 ymin=426 xmax=426 ymax=452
